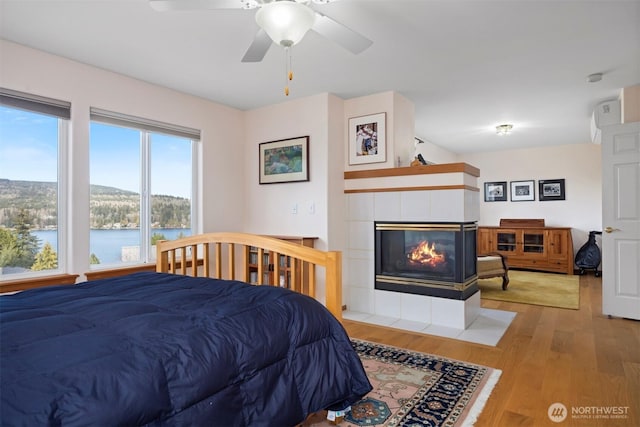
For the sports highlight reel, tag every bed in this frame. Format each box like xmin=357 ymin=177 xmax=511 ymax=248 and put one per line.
xmin=0 ymin=233 xmax=372 ymax=426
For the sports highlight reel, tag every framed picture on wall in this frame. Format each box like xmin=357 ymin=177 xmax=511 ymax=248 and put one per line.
xmin=484 ymin=181 xmax=508 ymax=202
xmin=510 ymin=180 xmax=535 ymax=201
xmin=348 ymin=112 xmax=386 ymax=165
xmin=539 ymin=179 xmax=566 ymax=201
xmin=259 ymin=136 xmax=309 ymax=184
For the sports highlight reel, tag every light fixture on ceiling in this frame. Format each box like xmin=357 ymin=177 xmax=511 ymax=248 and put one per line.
xmin=255 ymin=1 xmax=316 ymax=48
xmin=496 ymin=124 xmax=513 ymax=135
xmin=587 ymin=73 xmax=603 ymax=83
xmin=255 ymin=1 xmax=316 ymax=96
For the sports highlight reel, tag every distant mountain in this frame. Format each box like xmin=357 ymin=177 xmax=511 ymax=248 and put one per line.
xmin=87 ymin=184 xmax=138 ymax=196
xmin=0 ymin=179 xmax=190 ymax=229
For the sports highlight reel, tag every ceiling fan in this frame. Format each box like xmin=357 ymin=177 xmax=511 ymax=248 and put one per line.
xmin=148 ymin=0 xmax=373 ymax=63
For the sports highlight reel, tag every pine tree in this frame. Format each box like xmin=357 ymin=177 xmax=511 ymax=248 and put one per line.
xmin=0 ymin=228 xmax=21 ymax=268
xmin=8 ymin=210 xmax=39 ymax=268
xmin=89 ymin=253 xmax=101 ymax=265
xmin=151 ymin=233 xmax=167 ymax=245
xmin=31 ymin=242 xmax=58 ymax=271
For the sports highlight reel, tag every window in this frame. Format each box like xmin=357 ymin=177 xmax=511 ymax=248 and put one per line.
xmin=89 ymin=109 xmax=199 ymax=268
xmin=0 ymin=88 xmax=70 ymax=278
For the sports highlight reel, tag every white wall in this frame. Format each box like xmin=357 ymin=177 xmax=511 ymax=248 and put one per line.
xmin=413 ymin=139 xmax=459 ymax=165
xmin=326 ymin=94 xmax=347 ymax=252
xmin=243 ymin=94 xmax=333 ymax=250
xmin=390 ymin=92 xmax=416 ymax=167
xmin=243 ymin=93 xmax=344 ymax=303
xmin=0 ymin=40 xmax=245 ymax=278
xmin=343 ymin=91 xmax=415 ymax=171
xmin=461 ymin=143 xmax=602 ymax=254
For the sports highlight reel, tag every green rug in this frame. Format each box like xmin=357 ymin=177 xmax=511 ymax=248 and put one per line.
xmin=310 ymin=339 xmax=501 ymax=426
xmin=479 ymin=270 xmax=580 ymax=309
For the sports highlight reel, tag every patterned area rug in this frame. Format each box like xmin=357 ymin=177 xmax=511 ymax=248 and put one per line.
xmin=310 ymin=339 xmax=501 ymax=426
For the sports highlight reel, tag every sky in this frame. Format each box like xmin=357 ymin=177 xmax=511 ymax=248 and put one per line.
xmin=0 ymin=106 xmax=192 ymax=199
xmin=0 ymin=106 xmax=58 ymax=182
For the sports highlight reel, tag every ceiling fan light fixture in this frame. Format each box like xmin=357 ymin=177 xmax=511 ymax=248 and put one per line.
xmin=496 ymin=124 xmax=513 ymax=135
xmin=240 ymin=0 xmax=260 ymax=10
xmin=255 ymin=1 xmax=316 ymax=47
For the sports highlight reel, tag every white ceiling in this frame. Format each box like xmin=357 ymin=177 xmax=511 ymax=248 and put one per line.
xmin=1 ymin=0 xmax=638 ymax=154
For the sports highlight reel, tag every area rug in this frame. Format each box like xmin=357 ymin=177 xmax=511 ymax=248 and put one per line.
xmin=479 ymin=269 xmax=579 ymax=309
xmin=311 ymin=339 xmax=501 ymax=426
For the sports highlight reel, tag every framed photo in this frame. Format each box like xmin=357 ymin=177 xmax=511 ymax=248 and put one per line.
xmin=510 ymin=180 xmax=535 ymax=201
xmin=259 ymin=136 xmax=309 ymax=184
xmin=484 ymin=181 xmax=508 ymax=202
xmin=539 ymin=179 xmax=566 ymax=201
xmin=348 ymin=112 xmax=386 ymax=165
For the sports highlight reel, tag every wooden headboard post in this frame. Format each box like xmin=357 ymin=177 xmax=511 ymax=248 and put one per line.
xmin=156 ymin=233 xmax=344 ymax=322
xmin=156 ymin=241 xmax=169 ymax=273
xmin=324 ymin=251 xmax=342 ymax=322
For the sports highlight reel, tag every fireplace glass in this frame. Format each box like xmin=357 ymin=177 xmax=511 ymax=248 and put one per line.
xmin=375 ymin=222 xmax=477 ymax=299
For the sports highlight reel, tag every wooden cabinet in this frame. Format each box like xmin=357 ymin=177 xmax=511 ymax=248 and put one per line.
xmin=495 ymin=228 xmax=547 ymax=259
xmin=478 ymin=220 xmax=573 ymax=274
xmin=247 ymin=236 xmax=317 ymax=288
xmin=546 ymin=228 xmax=572 ymax=270
xmin=477 ymin=227 xmax=493 ymax=255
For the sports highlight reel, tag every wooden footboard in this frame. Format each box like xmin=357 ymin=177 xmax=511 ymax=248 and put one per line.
xmin=156 ymin=233 xmax=342 ymax=321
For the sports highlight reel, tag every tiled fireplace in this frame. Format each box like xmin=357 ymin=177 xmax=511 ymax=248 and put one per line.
xmin=344 ymin=163 xmax=481 ymax=329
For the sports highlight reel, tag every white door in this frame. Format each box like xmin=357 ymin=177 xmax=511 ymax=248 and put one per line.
xmin=601 ymin=122 xmax=640 ymax=320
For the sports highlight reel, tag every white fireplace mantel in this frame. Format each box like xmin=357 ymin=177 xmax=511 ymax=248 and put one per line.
xmin=344 ymin=163 xmax=480 ymax=193
xmin=343 ymin=162 xmax=481 ymax=329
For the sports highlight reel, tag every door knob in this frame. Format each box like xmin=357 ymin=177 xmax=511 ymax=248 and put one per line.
xmin=604 ymin=226 xmax=620 ymax=233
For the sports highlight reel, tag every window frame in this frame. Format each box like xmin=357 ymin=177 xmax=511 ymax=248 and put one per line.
xmin=0 ymin=88 xmax=71 ymax=282
xmin=88 ymin=109 xmax=200 ymax=270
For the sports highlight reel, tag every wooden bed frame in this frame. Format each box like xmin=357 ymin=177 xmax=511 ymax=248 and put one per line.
xmin=156 ymin=232 xmax=343 ymax=321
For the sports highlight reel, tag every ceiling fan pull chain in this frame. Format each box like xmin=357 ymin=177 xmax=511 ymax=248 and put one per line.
xmin=284 ymin=47 xmax=289 ymax=96
xmin=284 ymin=45 xmax=292 ymax=96
xmin=288 ymin=45 xmax=293 ymax=81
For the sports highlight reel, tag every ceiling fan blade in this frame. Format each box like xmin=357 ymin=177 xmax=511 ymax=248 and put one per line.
xmin=149 ymin=0 xmax=243 ymax=12
xmin=241 ymin=29 xmax=272 ymax=62
xmin=311 ymin=12 xmax=372 ymax=55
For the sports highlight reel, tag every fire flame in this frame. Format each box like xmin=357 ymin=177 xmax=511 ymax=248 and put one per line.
xmin=407 ymin=240 xmax=446 ymax=267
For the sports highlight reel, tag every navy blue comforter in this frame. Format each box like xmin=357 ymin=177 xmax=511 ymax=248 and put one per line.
xmin=0 ymin=272 xmax=371 ymax=426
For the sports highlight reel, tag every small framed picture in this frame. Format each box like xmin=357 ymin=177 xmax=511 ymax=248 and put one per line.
xmin=539 ymin=179 xmax=566 ymax=201
xmin=259 ymin=136 xmax=309 ymax=184
xmin=484 ymin=181 xmax=508 ymax=202
xmin=348 ymin=112 xmax=386 ymax=165
xmin=510 ymin=180 xmax=535 ymax=201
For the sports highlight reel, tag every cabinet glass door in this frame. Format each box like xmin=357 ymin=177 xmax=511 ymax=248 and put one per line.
xmin=497 ymin=231 xmax=517 ymax=252
xmin=523 ymin=231 xmax=545 ymax=255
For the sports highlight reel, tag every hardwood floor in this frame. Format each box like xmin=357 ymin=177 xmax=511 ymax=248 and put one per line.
xmin=343 ymin=274 xmax=640 ymax=426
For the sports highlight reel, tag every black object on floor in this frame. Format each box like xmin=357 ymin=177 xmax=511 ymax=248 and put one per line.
xmin=575 ymin=230 xmax=602 ymax=277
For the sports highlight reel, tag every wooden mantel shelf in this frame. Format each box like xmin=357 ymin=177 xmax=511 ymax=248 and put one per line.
xmin=344 ymin=163 xmax=480 ymax=180
xmin=344 ymin=162 xmax=480 ymax=194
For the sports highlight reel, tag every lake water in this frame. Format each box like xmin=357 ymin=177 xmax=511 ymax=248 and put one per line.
xmin=32 ymin=229 xmax=191 ymax=265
